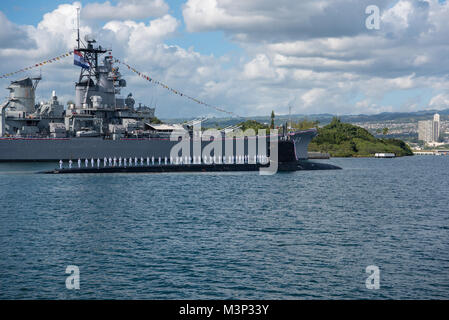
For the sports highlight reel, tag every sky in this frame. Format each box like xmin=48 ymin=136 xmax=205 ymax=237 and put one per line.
xmin=1 ymin=0 xmax=449 ymax=119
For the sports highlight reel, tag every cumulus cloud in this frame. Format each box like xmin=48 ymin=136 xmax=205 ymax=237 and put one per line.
xmin=0 ymin=2 xmax=218 ymax=118
xmin=183 ymin=0 xmax=392 ymax=41
xmin=429 ymin=93 xmax=449 ymax=110
xmin=184 ymin=0 xmax=449 ymax=115
xmin=2 ymin=0 xmax=449 ymax=118
xmin=0 ymin=11 xmax=36 ymax=49
xmin=104 ymin=14 xmax=178 ymax=52
xmin=83 ymin=0 xmax=169 ymax=20
xmin=243 ymin=54 xmax=278 ymax=80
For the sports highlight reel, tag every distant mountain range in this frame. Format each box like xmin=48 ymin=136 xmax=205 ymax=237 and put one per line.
xmin=162 ymin=108 xmax=449 ymax=127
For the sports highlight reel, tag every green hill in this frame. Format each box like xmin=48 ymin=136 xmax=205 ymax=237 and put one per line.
xmin=309 ymin=117 xmax=413 ymax=157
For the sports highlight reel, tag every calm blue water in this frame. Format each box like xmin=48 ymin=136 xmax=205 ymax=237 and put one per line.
xmin=0 ymin=156 xmax=448 ymax=299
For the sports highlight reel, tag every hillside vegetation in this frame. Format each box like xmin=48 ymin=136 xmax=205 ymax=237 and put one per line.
xmin=309 ymin=117 xmax=413 ymax=157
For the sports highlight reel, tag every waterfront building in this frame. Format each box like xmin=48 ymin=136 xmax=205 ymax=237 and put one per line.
xmin=433 ymin=113 xmax=440 ymax=142
xmin=418 ymin=113 xmax=440 ymax=143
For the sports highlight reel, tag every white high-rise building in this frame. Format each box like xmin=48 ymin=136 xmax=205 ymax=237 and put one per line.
xmin=418 ymin=120 xmax=433 ymax=142
xmin=418 ymin=113 xmax=440 ymax=143
xmin=433 ymin=113 xmax=440 ymax=142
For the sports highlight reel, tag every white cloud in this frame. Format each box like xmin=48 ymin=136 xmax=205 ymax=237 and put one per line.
xmin=429 ymin=93 xmax=449 ymax=110
xmin=0 ymin=11 xmax=35 ymax=49
xmin=355 ymin=99 xmax=394 ymax=114
xmin=243 ymin=54 xmax=277 ymax=80
xmin=301 ymin=88 xmax=326 ymax=107
xmin=183 ymin=0 xmax=271 ymax=33
xmin=104 ymin=14 xmax=178 ymax=52
xmin=35 ymin=2 xmax=92 ymax=52
xmin=83 ymin=0 xmax=169 ymax=20
xmin=2 ymin=0 xmax=449 ymax=118
xmin=183 ymin=0 xmax=392 ymax=41
xmin=381 ymin=0 xmax=413 ymax=29
xmin=387 ymin=73 xmax=416 ymax=90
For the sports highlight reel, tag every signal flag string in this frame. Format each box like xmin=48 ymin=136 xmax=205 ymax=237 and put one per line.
xmin=114 ymin=58 xmax=241 ymax=118
xmin=0 ymin=51 xmax=240 ymax=119
xmin=0 ymin=52 xmax=73 ymax=79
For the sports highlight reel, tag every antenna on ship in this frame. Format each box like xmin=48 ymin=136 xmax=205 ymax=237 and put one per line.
xmin=288 ymin=105 xmax=292 ymax=130
xmin=76 ymin=7 xmax=80 ymax=50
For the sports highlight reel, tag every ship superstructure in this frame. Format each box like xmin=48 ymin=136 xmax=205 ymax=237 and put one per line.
xmin=0 ymin=35 xmax=318 ymax=163
xmin=1 ymin=37 xmax=157 ymax=140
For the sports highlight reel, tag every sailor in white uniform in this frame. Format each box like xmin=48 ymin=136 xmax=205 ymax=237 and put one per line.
xmin=69 ymin=159 xmax=73 ymax=169
xmin=77 ymin=158 xmax=81 ymax=168
xmin=59 ymin=160 xmax=63 ymax=169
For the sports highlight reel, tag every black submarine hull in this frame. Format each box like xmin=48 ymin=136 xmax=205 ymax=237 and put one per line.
xmin=39 ymin=137 xmax=341 ymax=174
xmin=40 ymin=160 xmax=341 ymax=174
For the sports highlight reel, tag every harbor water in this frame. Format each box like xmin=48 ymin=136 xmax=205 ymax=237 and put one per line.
xmin=0 ymin=156 xmax=448 ymax=299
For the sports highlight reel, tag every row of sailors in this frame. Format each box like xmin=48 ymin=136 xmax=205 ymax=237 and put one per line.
xmin=60 ymin=155 xmax=270 ymax=169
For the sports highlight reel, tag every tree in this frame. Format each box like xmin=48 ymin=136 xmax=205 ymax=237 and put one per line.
xmin=237 ymin=120 xmax=270 ymax=135
xmin=329 ymin=116 xmax=341 ymax=127
xmin=270 ymin=110 xmax=275 ymax=129
xmin=292 ymin=118 xmax=319 ymax=130
xmin=150 ymin=116 xmax=162 ymax=124
xmin=309 ymin=120 xmax=413 ymax=157
xmin=382 ymin=127 xmax=389 ymax=135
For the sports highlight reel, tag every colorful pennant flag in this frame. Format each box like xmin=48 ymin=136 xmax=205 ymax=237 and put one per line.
xmin=0 ymin=51 xmax=73 ymax=79
xmin=112 ymin=59 xmax=239 ymax=117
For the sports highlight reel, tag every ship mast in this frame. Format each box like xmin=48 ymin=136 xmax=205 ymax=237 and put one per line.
xmin=74 ymin=7 xmax=107 ymax=106
xmin=76 ymin=7 xmax=80 ymax=50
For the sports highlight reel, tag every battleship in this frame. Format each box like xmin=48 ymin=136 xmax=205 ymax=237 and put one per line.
xmin=0 ymin=34 xmax=335 ymax=170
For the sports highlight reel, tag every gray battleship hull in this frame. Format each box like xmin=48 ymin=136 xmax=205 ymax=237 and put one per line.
xmin=0 ymin=129 xmax=317 ymax=162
